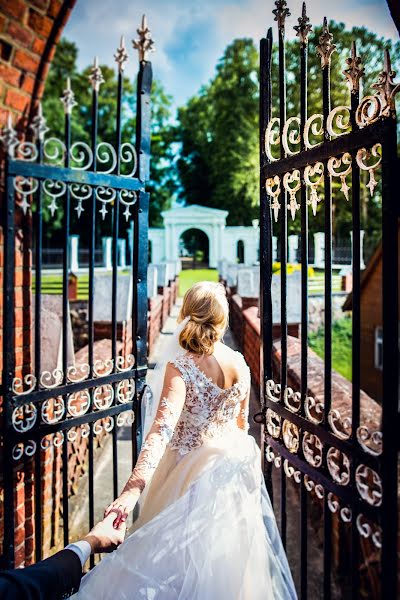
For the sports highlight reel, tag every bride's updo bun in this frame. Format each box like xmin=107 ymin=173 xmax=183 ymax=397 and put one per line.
xmin=178 ymin=281 xmax=229 ymax=355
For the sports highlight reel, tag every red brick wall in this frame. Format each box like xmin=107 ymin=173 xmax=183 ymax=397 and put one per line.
xmin=0 ymin=0 xmax=77 ymax=127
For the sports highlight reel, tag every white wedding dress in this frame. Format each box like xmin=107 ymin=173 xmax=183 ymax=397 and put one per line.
xmin=73 ymin=351 xmax=297 ymax=599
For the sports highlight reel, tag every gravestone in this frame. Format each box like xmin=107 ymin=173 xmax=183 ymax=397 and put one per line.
xmin=118 ymin=239 xmax=126 ymax=268
xmin=93 ymin=273 xmax=133 ymax=322
xmin=166 ymin=261 xmax=176 ymax=282
xmin=314 ymin=232 xmax=325 ymax=268
xmin=32 ymin=295 xmax=75 ymax=375
xmin=237 ymin=268 xmax=259 ymax=298
xmin=271 ymin=271 xmax=301 ymax=324
xmin=272 ymin=236 xmax=278 ymax=262
xmin=102 ymin=237 xmax=113 ymax=270
xmin=70 ymin=235 xmax=79 ymax=272
xmin=226 ymin=264 xmax=239 ymax=288
xmin=156 ymin=263 xmax=169 ymax=288
xmin=147 ymin=265 xmax=158 ymax=298
xmin=218 ymin=259 xmax=228 ymax=280
xmin=288 ymin=235 xmax=299 ymax=264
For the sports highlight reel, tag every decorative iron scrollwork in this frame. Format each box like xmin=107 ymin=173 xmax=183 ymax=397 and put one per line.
xmin=343 ymin=41 xmax=364 ymax=93
xmin=41 ymin=397 xmax=65 ymax=425
xmin=12 ymin=374 xmax=36 ymax=396
xmin=356 ymin=49 xmax=399 ymax=125
xmin=304 ymin=162 xmax=324 ymax=216
xmin=283 ymin=170 xmax=301 ymax=221
xmin=304 ymin=395 xmax=324 ymax=424
xmin=265 ymin=445 xmax=282 ymax=468
xmin=265 ymin=176 xmax=281 ymax=223
xmin=283 ymin=386 xmax=301 ymax=413
xmin=117 ymin=379 xmax=135 ymax=403
xmin=93 ymin=385 xmax=114 ymax=410
xmin=12 ymin=403 xmax=37 ymax=432
xmin=67 ymin=390 xmax=91 ymax=417
xmin=327 ymin=407 xmax=352 ymax=440
xmin=266 ymin=408 xmax=281 ymax=438
xmin=326 ymin=447 xmax=350 ymax=485
xmin=265 ymin=379 xmax=281 ymax=402
xmin=273 ymin=0 xmax=290 ymax=31
xmin=302 ymin=432 xmax=323 ymax=467
xmin=294 ymin=2 xmax=312 ymax=46
xmin=355 ymin=464 xmax=382 ymax=507
xmin=304 ymin=113 xmax=323 ymax=150
xmin=282 ymin=420 xmax=300 ymax=453
xmin=132 ymin=15 xmax=155 ymax=62
xmin=356 ymin=145 xmax=382 ymax=196
xmin=316 ymin=18 xmax=336 ymax=69
xmin=356 ymin=514 xmax=382 ymax=548
xmin=356 ymin=425 xmax=383 ymax=456
xmin=283 ymin=459 xmax=301 ymax=483
xmin=327 ymin=153 xmax=352 ymax=201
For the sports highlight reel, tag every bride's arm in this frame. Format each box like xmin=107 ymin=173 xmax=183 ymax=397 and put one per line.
xmin=236 ymin=387 xmax=250 ymax=433
xmin=104 ymin=363 xmax=186 ymax=526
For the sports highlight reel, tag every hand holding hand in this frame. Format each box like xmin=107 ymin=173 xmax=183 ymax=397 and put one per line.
xmin=83 ymin=513 xmax=127 ymax=554
xmin=104 ymin=490 xmax=139 ymax=528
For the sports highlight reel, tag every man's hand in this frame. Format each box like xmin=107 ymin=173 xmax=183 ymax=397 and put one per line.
xmin=83 ymin=513 xmax=127 ymax=554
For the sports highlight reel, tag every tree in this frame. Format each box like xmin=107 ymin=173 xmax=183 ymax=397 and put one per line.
xmin=177 ymin=39 xmax=260 ymax=226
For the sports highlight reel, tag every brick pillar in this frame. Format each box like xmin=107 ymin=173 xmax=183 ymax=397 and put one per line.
xmin=0 ymin=0 xmax=77 ymax=568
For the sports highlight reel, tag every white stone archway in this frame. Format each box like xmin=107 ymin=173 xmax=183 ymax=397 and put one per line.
xmin=147 ymin=204 xmax=260 ymax=268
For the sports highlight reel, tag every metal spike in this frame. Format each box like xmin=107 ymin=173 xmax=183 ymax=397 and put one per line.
xmin=30 ymin=102 xmax=49 ymax=142
xmin=60 ymin=76 xmax=77 ymax=114
xmin=294 ymin=1 xmax=312 ymax=45
xmin=89 ymin=55 xmax=105 ymax=91
xmin=132 ymin=14 xmax=155 ymax=62
xmin=114 ymin=35 xmax=129 ymax=72
xmin=316 ymin=17 xmax=337 ymax=68
xmin=343 ymin=40 xmax=364 ymax=93
xmin=272 ymin=0 xmax=290 ymax=31
xmin=371 ymin=48 xmax=400 ymax=118
xmin=0 ymin=113 xmax=18 ymax=155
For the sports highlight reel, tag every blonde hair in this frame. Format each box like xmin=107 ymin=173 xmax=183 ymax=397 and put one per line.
xmin=178 ymin=281 xmax=229 ymax=355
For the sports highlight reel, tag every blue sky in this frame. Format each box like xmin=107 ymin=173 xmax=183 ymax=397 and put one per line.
xmin=64 ymin=0 xmax=398 ymax=112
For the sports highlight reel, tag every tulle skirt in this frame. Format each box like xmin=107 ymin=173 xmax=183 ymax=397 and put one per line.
xmin=72 ymin=431 xmax=297 ymax=599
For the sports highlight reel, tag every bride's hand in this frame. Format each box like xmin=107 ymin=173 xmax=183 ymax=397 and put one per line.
xmin=104 ymin=490 xmax=139 ymax=528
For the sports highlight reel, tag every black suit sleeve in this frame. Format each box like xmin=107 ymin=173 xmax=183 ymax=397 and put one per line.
xmin=0 ymin=549 xmax=83 ymax=600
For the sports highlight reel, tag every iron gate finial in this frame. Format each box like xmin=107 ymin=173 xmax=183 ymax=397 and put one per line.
xmin=89 ymin=56 xmax=105 ymax=91
xmin=273 ymin=0 xmax=290 ymax=32
xmin=60 ymin=77 xmax=78 ymax=114
xmin=294 ymin=2 xmax=312 ymax=45
xmin=316 ymin=17 xmax=337 ymax=68
xmin=114 ymin=35 xmax=129 ymax=72
xmin=132 ymin=14 xmax=155 ymax=62
xmin=30 ymin=103 xmax=49 ymax=142
xmin=343 ymin=41 xmax=364 ymax=94
xmin=371 ymin=48 xmax=400 ymax=118
xmin=0 ymin=113 xmax=18 ymax=155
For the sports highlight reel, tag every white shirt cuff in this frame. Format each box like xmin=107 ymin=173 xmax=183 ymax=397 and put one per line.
xmin=65 ymin=540 xmax=92 ymax=568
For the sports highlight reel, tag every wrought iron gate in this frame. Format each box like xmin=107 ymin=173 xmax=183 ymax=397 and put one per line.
xmin=1 ymin=19 xmax=153 ymax=568
xmin=259 ymin=2 xmax=399 ymax=598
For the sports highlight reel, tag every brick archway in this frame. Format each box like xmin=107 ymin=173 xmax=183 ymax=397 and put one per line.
xmin=0 ymin=0 xmax=77 ymax=129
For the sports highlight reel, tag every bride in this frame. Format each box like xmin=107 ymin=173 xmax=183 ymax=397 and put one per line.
xmin=73 ymin=281 xmax=296 ymax=599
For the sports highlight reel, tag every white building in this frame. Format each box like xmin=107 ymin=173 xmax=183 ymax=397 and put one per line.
xmin=147 ymin=204 xmax=259 ymax=268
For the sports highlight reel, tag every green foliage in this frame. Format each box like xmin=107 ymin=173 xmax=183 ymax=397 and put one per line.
xmin=309 ymin=316 xmax=353 ymax=381
xmin=42 ymin=38 xmax=177 ymax=241
xmin=177 ymin=39 xmax=259 ymax=225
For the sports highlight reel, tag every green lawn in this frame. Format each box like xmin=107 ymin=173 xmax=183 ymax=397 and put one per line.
xmin=308 ymin=317 xmax=352 ymax=381
xmin=178 ymin=269 xmax=219 ymax=296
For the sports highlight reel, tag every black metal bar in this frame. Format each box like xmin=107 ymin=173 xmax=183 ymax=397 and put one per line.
xmin=133 ymin=59 xmax=152 ymax=462
xmin=7 ymin=160 xmax=142 ymax=190
xmin=380 ymin=121 xmax=399 ymax=599
xmin=298 ymin=9 xmax=310 ymax=596
xmin=62 ymin=104 xmax=72 ymax=548
xmin=34 ymin=131 xmax=44 ymax=563
xmin=2 ymin=169 xmax=16 ymax=569
xmin=349 ymin=42 xmax=361 ymax=600
xmin=321 ymin=23 xmax=333 ymax=599
xmin=277 ymin=9 xmax=288 ymax=550
xmin=111 ymin=63 xmax=123 ymax=499
xmin=259 ymin=28 xmax=274 ymax=497
xmin=88 ymin=72 xmax=99 ymax=569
